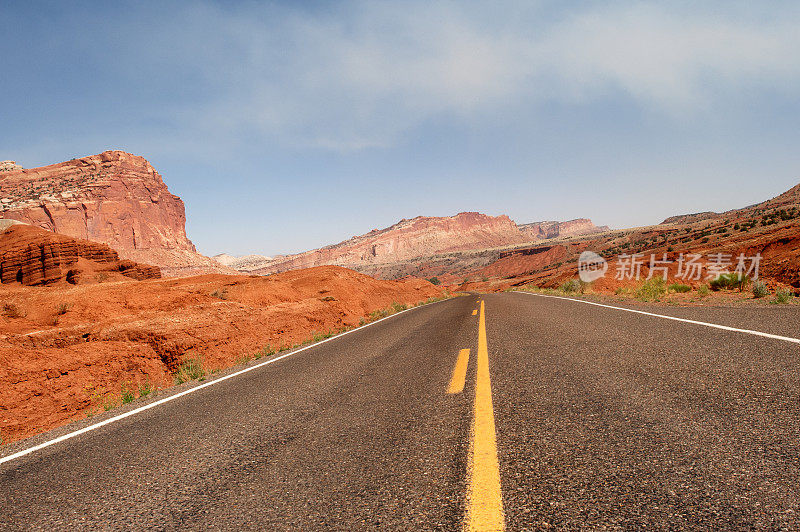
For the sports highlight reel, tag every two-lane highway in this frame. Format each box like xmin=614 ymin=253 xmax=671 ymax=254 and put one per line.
xmin=2 ymin=293 xmax=799 ymax=530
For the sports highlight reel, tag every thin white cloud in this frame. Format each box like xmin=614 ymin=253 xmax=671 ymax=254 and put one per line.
xmin=157 ymin=1 xmax=800 ymax=151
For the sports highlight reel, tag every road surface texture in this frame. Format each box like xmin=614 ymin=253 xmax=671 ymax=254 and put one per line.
xmin=2 ymin=293 xmax=799 ymax=530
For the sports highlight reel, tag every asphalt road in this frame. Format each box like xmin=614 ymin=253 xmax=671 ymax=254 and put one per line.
xmin=2 ymin=293 xmax=799 ymax=530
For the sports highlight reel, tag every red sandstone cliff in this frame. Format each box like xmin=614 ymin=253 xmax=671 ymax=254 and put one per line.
xmin=0 ymin=223 xmax=160 ymax=285
xmin=251 ymin=212 xmax=530 ymax=275
xmin=0 ymin=151 xmax=233 ymax=276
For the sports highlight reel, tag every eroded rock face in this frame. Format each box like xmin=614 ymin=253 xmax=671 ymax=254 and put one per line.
xmin=517 ymin=218 xmax=608 ymax=240
xmin=0 ymin=150 xmax=194 ymax=252
xmin=0 ymin=151 xmax=234 ymax=276
xmin=252 ymin=212 xmax=531 ymax=275
xmin=0 ymin=161 xmax=23 ymax=172
xmin=0 ymin=224 xmax=160 ymax=285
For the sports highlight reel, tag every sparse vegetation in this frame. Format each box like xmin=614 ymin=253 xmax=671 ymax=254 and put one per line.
xmin=751 ymin=281 xmax=769 ymax=299
xmin=210 ymin=288 xmax=229 ymax=300
xmin=559 ymin=279 xmax=581 ymax=293
xmin=255 ymin=345 xmax=275 ymax=359
xmin=668 ymin=283 xmax=691 ymax=293
xmin=391 ymin=301 xmax=408 ymax=313
xmin=2 ymin=303 xmax=25 ymax=318
xmin=635 ymin=278 xmax=667 ymax=302
xmin=138 ymin=382 xmax=156 ymax=399
xmin=56 ymin=302 xmax=72 ymax=315
xmin=121 ymin=383 xmax=135 ymax=404
xmin=697 ymin=284 xmax=710 ymax=297
xmin=774 ymin=288 xmax=793 ymax=304
xmin=427 ymin=277 xmax=440 ymax=285
xmin=235 ymin=353 xmax=253 ymax=365
xmin=174 ymin=357 xmax=206 ymax=384
xmin=709 ymin=273 xmax=747 ymax=291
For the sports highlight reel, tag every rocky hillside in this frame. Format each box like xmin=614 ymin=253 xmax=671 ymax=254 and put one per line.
xmin=517 ymin=218 xmax=608 ymax=239
xmin=213 ymin=253 xmax=273 ymax=272
xmin=0 ymin=265 xmax=442 ymax=443
xmin=247 ymin=212 xmax=532 ymax=276
xmin=0 ymin=222 xmax=160 ymax=285
xmin=458 ymin=181 xmax=800 ymax=293
xmin=0 ymin=151 xmax=233 ymax=276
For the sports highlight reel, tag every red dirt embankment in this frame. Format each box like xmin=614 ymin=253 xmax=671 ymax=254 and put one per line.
xmin=0 ymin=266 xmax=442 ymax=443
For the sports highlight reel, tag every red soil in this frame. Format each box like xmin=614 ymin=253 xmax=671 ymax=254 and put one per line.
xmin=0 ymin=266 xmax=442 ymax=444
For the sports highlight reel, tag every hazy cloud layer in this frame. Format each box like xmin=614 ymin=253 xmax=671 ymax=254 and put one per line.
xmin=161 ymin=1 xmax=800 ymax=151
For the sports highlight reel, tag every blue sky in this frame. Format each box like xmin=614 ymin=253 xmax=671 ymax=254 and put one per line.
xmin=2 ymin=1 xmax=799 ymax=256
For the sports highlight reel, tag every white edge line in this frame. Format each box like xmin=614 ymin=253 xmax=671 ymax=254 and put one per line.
xmin=513 ymin=291 xmax=800 ymax=345
xmin=0 ymin=298 xmax=448 ymax=466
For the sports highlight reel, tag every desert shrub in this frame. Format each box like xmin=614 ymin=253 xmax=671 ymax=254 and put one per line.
xmin=751 ymin=281 xmax=769 ymax=299
xmin=255 ymin=345 xmax=275 ymax=359
xmin=174 ymin=358 xmax=205 ymax=384
xmin=391 ymin=302 xmax=408 ymax=313
xmin=709 ymin=273 xmax=747 ymax=291
xmin=774 ymin=288 xmax=793 ymax=304
xmin=138 ymin=382 xmax=155 ymax=399
xmin=697 ymin=284 xmax=710 ymax=297
xmin=369 ymin=308 xmax=390 ymax=320
xmin=121 ymin=383 xmax=135 ymax=404
xmin=559 ymin=279 xmax=581 ymax=293
xmin=311 ymin=331 xmax=334 ymax=342
xmin=427 ymin=277 xmax=440 ymax=285
xmin=210 ymin=288 xmax=228 ymax=300
xmin=56 ymin=302 xmax=72 ymax=315
xmin=636 ymin=278 xmax=667 ymax=302
xmin=2 ymin=303 xmax=25 ymax=318
xmin=668 ymin=283 xmax=691 ymax=293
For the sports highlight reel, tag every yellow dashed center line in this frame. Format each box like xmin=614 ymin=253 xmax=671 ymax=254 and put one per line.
xmin=465 ymin=299 xmax=505 ymax=531
xmin=447 ymin=349 xmax=471 ymax=394
xmin=472 ymin=309 xmax=478 ymax=315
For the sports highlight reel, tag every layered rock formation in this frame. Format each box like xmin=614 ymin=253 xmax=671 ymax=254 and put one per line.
xmin=250 ymin=212 xmax=531 ymax=276
xmin=213 ymin=253 xmax=272 ymax=272
xmin=0 ymin=161 xmax=23 ymax=172
xmin=0 ymin=151 xmax=233 ymax=276
xmin=0 ymin=223 xmax=160 ymax=285
xmin=517 ymin=218 xmax=608 ymax=240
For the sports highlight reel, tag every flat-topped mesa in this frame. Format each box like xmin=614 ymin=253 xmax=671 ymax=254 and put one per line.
xmin=0 ymin=150 xmax=195 ymax=254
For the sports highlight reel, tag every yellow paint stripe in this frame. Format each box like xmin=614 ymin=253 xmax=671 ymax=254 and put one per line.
xmin=447 ymin=349 xmax=470 ymax=394
xmin=465 ymin=300 xmax=504 ymax=531
xmin=472 ymin=309 xmax=477 ymax=316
